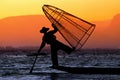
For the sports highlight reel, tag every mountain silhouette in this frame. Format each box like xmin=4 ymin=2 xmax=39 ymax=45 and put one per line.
xmin=85 ymin=13 xmax=120 ymax=48
xmin=109 ymin=13 xmax=120 ymax=32
xmin=0 ymin=15 xmax=50 ymax=47
xmin=0 ymin=14 xmax=120 ymax=48
xmin=106 ymin=13 xmax=120 ymax=48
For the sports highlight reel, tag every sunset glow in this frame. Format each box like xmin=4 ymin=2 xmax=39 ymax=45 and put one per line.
xmin=0 ymin=0 xmax=120 ymax=21
xmin=0 ymin=0 xmax=120 ymax=48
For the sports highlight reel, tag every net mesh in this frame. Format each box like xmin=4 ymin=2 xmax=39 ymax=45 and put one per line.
xmin=42 ymin=5 xmax=95 ymax=50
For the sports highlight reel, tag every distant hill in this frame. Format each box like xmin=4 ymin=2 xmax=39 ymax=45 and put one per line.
xmin=109 ymin=13 xmax=120 ymax=32
xmin=0 ymin=14 xmax=120 ymax=48
xmin=0 ymin=15 xmax=51 ymax=47
xmin=106 ymin=13 xmax=120 ymax=48
xmin=85 ymin=14 xmax=120 ymax=48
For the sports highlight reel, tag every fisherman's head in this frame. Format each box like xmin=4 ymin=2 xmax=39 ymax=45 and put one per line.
xmin=40 ymin=27 xmax=49 ymax=33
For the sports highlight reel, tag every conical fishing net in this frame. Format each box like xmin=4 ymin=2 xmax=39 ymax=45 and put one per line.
xmin=42 ymin=5 xmax=95 ymax=50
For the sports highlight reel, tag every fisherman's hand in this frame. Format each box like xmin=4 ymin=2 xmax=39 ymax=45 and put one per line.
xmin=52 ymin=23 xmax=58 ymax=30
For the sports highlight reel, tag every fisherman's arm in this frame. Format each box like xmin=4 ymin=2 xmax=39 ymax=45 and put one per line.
xmin=38 ymin=40 xmax=46 ymax=53
xmin=50 ymin=23 xmax=58 ymax=34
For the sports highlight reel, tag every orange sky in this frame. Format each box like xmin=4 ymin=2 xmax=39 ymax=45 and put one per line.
xmin=0 ymin=0 xmax=120 ymax=48
xmin=0 ymin=0 xmax=120 ymax=21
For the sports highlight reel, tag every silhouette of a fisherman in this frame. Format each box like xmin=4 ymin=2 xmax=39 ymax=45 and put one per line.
xmin=38 ymin=24 xmax=75 ymax=68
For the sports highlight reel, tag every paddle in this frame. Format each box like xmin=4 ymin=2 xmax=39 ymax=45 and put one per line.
xmin=29 ymin=52 xmax=47 ymax=73
xmin=29 ymin=53 xmax=38 ymax=73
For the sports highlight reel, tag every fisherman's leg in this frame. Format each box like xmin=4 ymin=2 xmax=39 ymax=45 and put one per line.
xmin=58 ymin=41 xmax=74 ymax=54
xmin=51 ymin=46 xmax=58 ymax=67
